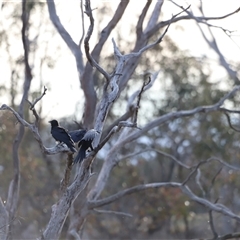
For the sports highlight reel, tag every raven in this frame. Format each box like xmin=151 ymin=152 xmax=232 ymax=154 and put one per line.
xmin=68 ymin=129 xmax=87 ymax=143
xmin=73 ymin=129 xmax=99 ymax=164
xmin=49 ymin=119 xmax=76 ymax=153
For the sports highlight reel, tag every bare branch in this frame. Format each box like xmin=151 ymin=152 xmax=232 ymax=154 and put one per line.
xmin=220 ymin=108 xmax=240 ymax=114
xmin=88 ymin=182 xmax=181 ymax=209
xmin=68 ymin=229 xmax=81 ymax=240
xmin=136 ymin=0 xmax=152 ymax=38
xmin=92 ymin=0 xmax=129 ymax=59
xmin=89 ymin=85 xmax=240 ymax=200
xmin=195 ymin=169 xmax=206 ymax=197
xmin=26 ymin=86 xmax=47 ymax=124
xmin=105 ymin=72 xmax=156 ymax=132
xmin=209 ymin=209 xmax=218 ymax=239
xmin=132 ymin=77 xmax=151 ymax=125
xmin=118 ymin=5 xmax=191 ymax=92
xmin=6 ymin=1 xmax=33 ymax=237
xmin=118 ymin=121 xmax=139 ymax=128
xmin=118 ymin=85 xmax=240 ymax=147
xmin=183 ymin=187 xmax=240 ymax=221
xmin=91 ymin=120 xmax=140 ymax=160
xmin=155 ymin=149 xmax=190 ymax=169
xmin=182 ymin=161 xmax=204 ymax=186
xmin=60 ymin=153 xmax=74 ymax=193
xmin=93 ymin=209 xmax=133 ymax=218
xmin=218 ymin=232 xmax=240 ymax=240
xmin=88 ymin=182 xmax=240 ymax=222
xmin=101 ymin=107 xmax=135 ymax=139
xmin=84 ymin=0 xmax=110 ymax=81
xmin=27 ymin=86 xmax=47 ymax=110
xmin=0 ymin=104 xmax=74 ymax=155
xmin=81 ymin=0 xmax=129 ymax=127
xmin=183 ymin=156 xmax=240 ymax=186
xmin=147 ymin=6 xmax=240 ymax=38
xmin=46 ymin=0 xmax=84 ymax=73
xmin=41 ymin=158 xmax=92 ymax=239
xmin=121 ymin=147 xmax=190 ymax=169
xmin=21 ymin=0 xmax=32 ymax=84
xmin=208 ymin=168 xmax=222 ymax=201
xmin=92 ymin=39 xmax=127 ymax=139
xmin=195 ymin=157 xmax=240 ymax=171
xmin=79 ymin=0 xmax=85 ymax=48
xmin=125 ymin=5 xmax=191 ymax=61
xmin=224 ymin=112 xmax=240 ymax=132
xmin=97 ymin=126 xmax=120 ymax=152
xmin=198 ymin=25 xmax=238 ymax=82
xmin=145 ymin=0 xmax=163 ymax=33
xmin=127 ymin=72 xmax=158 ymax=110
xmin=170 ymin=1 xmax=239 ymax=83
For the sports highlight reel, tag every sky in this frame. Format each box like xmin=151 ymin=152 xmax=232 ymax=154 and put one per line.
xmin=0 ymin=0 xmax=240 ymax=122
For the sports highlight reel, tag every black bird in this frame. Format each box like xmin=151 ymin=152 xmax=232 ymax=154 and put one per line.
xmin=74 ymin=129 xmax=99 ymax=164
xmin=68 ymin=129 xmax=87 ymax=143
xmin=49 ymin=119 xmax=76 ymax=153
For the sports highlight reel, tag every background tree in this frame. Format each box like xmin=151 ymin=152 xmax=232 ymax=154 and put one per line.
xmin=0 ymin=0 xmax=240 ymax=239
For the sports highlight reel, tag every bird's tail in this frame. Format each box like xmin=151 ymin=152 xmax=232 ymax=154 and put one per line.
xmin=73 ymin=146 xmax=86 ymax=164
xmin=67 ymin=143 xmax=77 ymax=153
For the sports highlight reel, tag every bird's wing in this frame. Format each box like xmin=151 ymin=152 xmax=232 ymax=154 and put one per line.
xmin=52 ymin=127 xmax=74 ymax=144
xmin=83 ymin=130 xmax=99 ymax=141
xmin=69 ymin=129 xmax=87 ymax=143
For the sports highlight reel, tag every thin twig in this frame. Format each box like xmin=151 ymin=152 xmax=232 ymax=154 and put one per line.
xmin=79 ymin=0 xmax=85 ymax=48
xmin=136 ymin=0 xmax=152 ymax=38
xmin=92 ymin=119 xmax=139 ymax=157
xmin=0 ymin=104 xmax=73 ymax=155
xmin=26 ymin=86 xmax=47 ymax=124
xmin=145 ymin=0 xmax=164 ymax=33
xmin=183 ymin=156 xmax=240 ymax=186
xmin=224 ymin=112 xmax=240 ymax=132
xmin=148 ymin=5 xmax=240 ymax=38
xmin=195 ymin=169 xmax=206 ymax=198
xmin=208 ymin=168 xmax=222 ymax=197
xmin=209 ymin=209 xmax=218 ymax=239
xmin=125 ymin=5 xmax=191 ymax=61
xmin=208 ymin=191 xmax=220 ymax=238
xmin=220 ymin=108 xmax=240 ymax=114
xmin=101 ymin=107 xmax=136 ymax=139
xmin=132 ymin=77 xmax=151 ymax=125
xmin=88 ymin=182 xmax=181 ymax=209
xmin=93 ymin=209 xmax=133 ymax=218
xmin=182 ymin=161 xmax=205 ymax=186
xmin=190 ymin=2 xmax=239 ymax=82
xmin=27 ymin=86 xmax=47 ymax=110
xmin=94 ymin=126 xmax=120 ymax=153
xmin=84 ymin=0 xmax=110 ymax=81
xmin=116 ymin=85 xmax=240 ymax=147
xmin=121 ymin=147 xmax=190 ymax=169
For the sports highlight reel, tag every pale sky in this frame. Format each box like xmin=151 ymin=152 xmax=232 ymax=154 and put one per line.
xmin=0 ymin=1 xmax=240 ymax=121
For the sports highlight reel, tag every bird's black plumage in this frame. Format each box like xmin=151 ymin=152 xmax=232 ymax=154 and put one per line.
xmin=49 ymin=120 xmax=76 ymax=153
xmin=74 ymin=129 xmax=99 ymax=164
xmin=68 ymin=129 xmax=87 ymax=143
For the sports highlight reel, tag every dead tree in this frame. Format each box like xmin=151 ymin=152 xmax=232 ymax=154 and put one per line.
xmin=1 ymin=0 xmax=240 ymax=239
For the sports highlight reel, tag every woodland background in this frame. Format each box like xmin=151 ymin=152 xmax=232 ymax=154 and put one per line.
xmin=0 ymin=0 xmax=240 ymax=239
